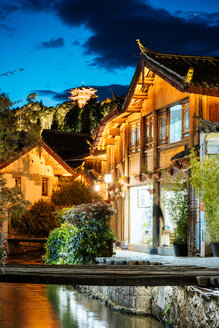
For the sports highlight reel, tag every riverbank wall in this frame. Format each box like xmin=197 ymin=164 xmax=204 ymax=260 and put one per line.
xmin=77 ymin=258 xmax=219 ymax=328
xmin=77 ymin=285 xmax=219 ymax=327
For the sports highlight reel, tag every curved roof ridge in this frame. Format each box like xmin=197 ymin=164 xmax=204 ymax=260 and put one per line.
xmin=136 ymin=39 xmax=219 ymax=59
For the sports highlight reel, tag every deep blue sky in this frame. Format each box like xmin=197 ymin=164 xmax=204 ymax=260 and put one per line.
xmin=0 ymin=0 xmax=219 ymax=107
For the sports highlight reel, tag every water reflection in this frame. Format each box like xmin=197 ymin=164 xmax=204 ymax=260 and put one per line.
xmin=0 ymin=283 xmax=163 ymax=328
xmin=0 ymin=283 xmax=60 ymax=328
xmin=47 ymin=285 xmax=163 ymax=328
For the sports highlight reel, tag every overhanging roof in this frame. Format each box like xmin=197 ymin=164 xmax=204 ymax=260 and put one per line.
xmin=92 ymin=42 xmax=219 ymax=152
xmin=139 ymin=41 xmax=219 ymax=97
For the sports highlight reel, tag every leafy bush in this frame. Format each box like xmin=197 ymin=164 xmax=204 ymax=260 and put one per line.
xmin=54 ymin=207 xmax=71 ymax=225
xmin=51 ymin=180 xmax=101 ymax=206
xmin=44 ymin=223 xmax=76 ymax=264
xmin=12 ymin=199 xmax=58 ymax=237
xmin=63 ymin=202 xmax=115 ymax=225
xmin=45 ymin=202 xmax=116 ymax=264
xmin=0 ymin=228 xmax=7 ymax=268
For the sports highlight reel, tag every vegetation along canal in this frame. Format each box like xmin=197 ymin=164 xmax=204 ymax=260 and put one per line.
xmin=0 ymin=251 xmax=164 ymax=328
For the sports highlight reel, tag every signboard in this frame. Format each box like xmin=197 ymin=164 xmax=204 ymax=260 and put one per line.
xmin=206 ymin=140 xmax=219 ymax=154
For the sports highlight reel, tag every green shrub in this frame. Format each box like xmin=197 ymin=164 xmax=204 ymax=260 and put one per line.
xmin=12 ymin=199 xmax=58 ymax=237
xmin=51 ymin=180 xmax=101 ymax=206
xmin=54 ymin=207 xmax=72 ymax=225
xmin=44 ymin=222 xmax=77 ymax=264
xmin=45 ymin=202 xmax=116 ymax=264
xmin=63 ymin=202 xmax=115 ymax=225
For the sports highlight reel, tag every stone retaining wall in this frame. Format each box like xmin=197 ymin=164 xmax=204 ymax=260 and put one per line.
xmin=78 ymin=259 xmax=219 ymax=327
xmin=77 ymin=285 xmax=219 ymax=327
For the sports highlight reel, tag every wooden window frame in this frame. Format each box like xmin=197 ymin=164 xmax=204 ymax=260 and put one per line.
xmin=182 ymin=101 xmax=190 ymax=138
xmin=158 ymin=99 xmax=189 ymax=145
xmin=130 ymin=121 xmax=140 ymax=153
xmin=42 ymin=177 xmax=49 ymax=196
xmin=145 ymin=114 xmax=153 ymax=149
xmin=158 ymin=109 xmax=168 ymax=145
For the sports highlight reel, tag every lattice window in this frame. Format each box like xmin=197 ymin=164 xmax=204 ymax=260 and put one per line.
xmin=145 ymin=115 xmax=153 ymax=149
xmin=130 ymin=122 xmax=140 ymax=153
xmin=159 ymin=109 xmax=168 ymax=144
xmin=182 ymin=101 xmax=190 ymax=138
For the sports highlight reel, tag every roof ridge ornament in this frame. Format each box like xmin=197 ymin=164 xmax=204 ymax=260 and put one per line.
xmin=183 ymin=67 xmax=194 ymax=84
xmin=136 ymin=39 xmax=146 ymax=54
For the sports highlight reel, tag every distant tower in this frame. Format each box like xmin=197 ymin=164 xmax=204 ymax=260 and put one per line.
xmin=69 ymin=85 xmax=98 ymax=107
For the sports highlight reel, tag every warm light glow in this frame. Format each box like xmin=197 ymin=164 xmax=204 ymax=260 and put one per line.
xmin=104 ymin=174 xmax=112 ymax=183
xmin=94 ymin=184 xmax=100 ymax=192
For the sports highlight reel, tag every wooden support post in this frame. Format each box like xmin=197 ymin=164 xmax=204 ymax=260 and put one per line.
xmin=151 ymin=109 xmax=159 ymax=253
xmin=152 ymin=177 xmax=160 ymax=253
xmin=140 ymin=115 xmax=145 ymax=174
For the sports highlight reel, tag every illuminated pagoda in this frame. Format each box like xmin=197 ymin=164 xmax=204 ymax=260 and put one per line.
xmin=69 ymin=85 xmax=98 ymax=107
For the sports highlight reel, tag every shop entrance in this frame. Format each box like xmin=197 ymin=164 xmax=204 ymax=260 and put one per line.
xmin=129 ymin=185 xmax=153 ymax=245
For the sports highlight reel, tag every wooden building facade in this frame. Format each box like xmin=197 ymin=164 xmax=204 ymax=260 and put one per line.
xmin=91 ymin=43 xmax=219 ymax=256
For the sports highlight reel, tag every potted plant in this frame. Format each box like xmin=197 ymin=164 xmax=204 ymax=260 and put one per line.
xmin=164 ymin=182 xmax=188 ymax=256
xmin=190 ymin=150 xmax=219 ymax=256
xmin=141 ymin=166 xmax=152 ymax=181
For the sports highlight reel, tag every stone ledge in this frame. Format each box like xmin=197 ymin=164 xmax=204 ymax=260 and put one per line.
xmin=96 ymin=258 xmax=162 ymax=266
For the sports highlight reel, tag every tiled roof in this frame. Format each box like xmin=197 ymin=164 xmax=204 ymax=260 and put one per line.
xmin=42 ymin=130 xmax=92 ymax=162
xmin=139 ymin=41 xmax=219 ymax=96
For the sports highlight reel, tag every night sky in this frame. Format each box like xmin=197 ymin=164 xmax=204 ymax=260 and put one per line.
xmin=0 ymin=0 xmax=219 ymax=107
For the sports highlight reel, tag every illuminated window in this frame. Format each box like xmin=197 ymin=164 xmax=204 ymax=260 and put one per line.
xmin=130 ymin=122 xmax=140 ymax=153
xmin=145 ymin=115 xmax=153 ymax=148
xmin=42 ymin=178 xmax=49 ymax=196
xmin=158 ymin=100 xmax=189 ymax=145
xmin=15 ymin=177 xmax=21 ymax=191
xmin=169 ymin=104 xmax=182 ymax=143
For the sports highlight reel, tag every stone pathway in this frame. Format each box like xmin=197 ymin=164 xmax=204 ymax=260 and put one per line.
xmin=112 ymin=249 xmax=219 ymax=268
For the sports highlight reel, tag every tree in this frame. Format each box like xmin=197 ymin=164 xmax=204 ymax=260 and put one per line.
xmin=51 ymin=111 xmax=60 ymax=130
xmin=80 ymin=97 xmax=103 ymax=134
xmin=11 ymin=199 xmax=57 ymax=238
xmin=62 ymin=101 xmax=81 ymax=132
xmin=51 ymin=179 xmax=101 ymax=206
xmin=0 ymin=175 xmax=30 ymax=226
xmin=26 ymin=92 xmax=37 ymax=103
xmin=101 ymin=93 xmax=125 ymax=116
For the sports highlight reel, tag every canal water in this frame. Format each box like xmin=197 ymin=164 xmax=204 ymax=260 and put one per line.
xmin=0 ymin=251 xmax=164 ymax=328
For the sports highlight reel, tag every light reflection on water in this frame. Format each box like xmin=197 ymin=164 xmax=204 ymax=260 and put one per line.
xmin=0 ymin=283 xmax=163 ymax=328
xmin=1 ymin=251 xmax=163 ymax=328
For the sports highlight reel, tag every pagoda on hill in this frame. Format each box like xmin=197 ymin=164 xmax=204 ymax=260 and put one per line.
xmin=69 ymin=85 xmax=97 ymax=107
